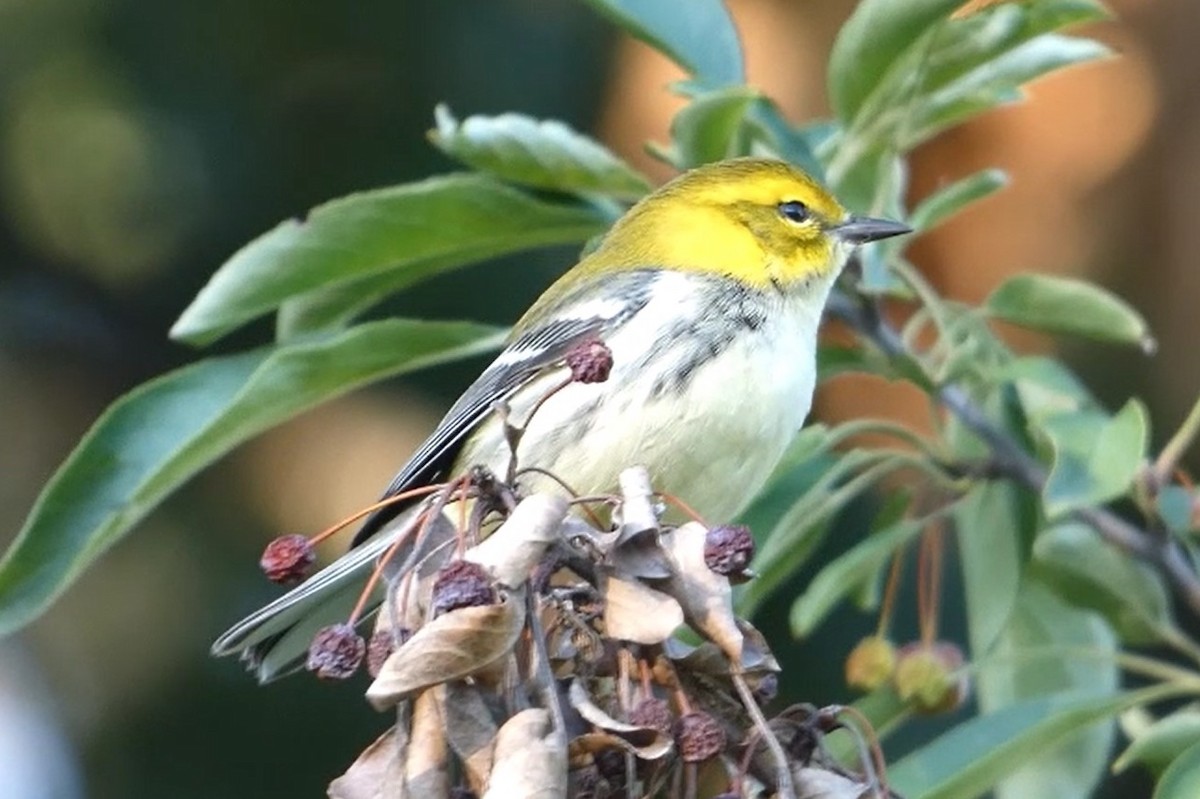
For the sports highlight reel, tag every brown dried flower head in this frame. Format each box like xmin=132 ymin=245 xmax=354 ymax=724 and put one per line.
xmin=674 ymin=710 xmax=726 ymax=763
xmin=628 ymin=697 xmax=674 ymax=735
xmin=366 ymin=628 xmax=409 ymax=678
xmin=431 ymin=560 xmax=497 ymax=617
xmin=306 ymin=623 xmax=366 ymax=680
xmin=703 ymin=524 xmax=754 ymax=576
xmin=259 ymin=534 xmax=315 ymax=584
xmin=566 ymin=338 xmax=613 ymax=384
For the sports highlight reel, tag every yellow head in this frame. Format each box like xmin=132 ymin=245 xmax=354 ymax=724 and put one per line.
xmin=567 ymin=158 xmax=909 ymax=292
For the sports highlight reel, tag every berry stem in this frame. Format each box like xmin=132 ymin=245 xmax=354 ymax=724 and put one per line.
xmin=308 ymin=483 xmax=444 ymax=547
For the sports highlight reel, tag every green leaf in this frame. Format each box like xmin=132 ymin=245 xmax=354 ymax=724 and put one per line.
xmin=1156 ymin=740 xmax=1200 ymax=799
xmin=740 ymin=98 xmax=825 ymax=179
xmin=827 ymin=0 xmax=1109 ymax=191
xmin=827 ymin=0 xmax=961 ymax=123
xmin=910 ymin=169 xmax=1008 ymax=232
xmin=1114 ymin=708 xmax=1200 ymax=776
xmin=1038 ymin=399 xmax=1149 ymax=518
xmin=658 ymin=87 xmax=759 ymax=169
xmin=972 ymin=580 xmax=1118 ymax=799
xmin=1000 ymin=356 xmax=1092 ymax=420
xmin=890 ymin=688 xmax=1163 ymax=799
xmin=986 ymin=273 xmax=1155 ymax=352
xmin=1158 ymin=486 xmax=1195 ymax=536
xmin=906 ymin=34 xmax=1110 ymax=146
xmin=0 ymin=319 xmax=505 ymax=635
xmin=428 ymin=105 xmax=651 ymax=200
xmin=170 ymin=174 xmax=607 ymax=345
xmin=955 ymin=481 xmax=1031 ymax=657
xmin=579 ymin=0 xmax=743 ymax=89
xmin=1033 ymin=523 xmax=1172 ymax=645
xmin=789 ymin=513 xmax=926 ymax=637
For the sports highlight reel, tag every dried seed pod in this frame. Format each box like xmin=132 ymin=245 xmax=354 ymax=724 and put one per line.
xmin=752 ymin=672 xmax=779 ymax=705
xmin=566 ymin=338 xmax=613 ymax=384
xmin=593 ymin=748 xmax=627 ymax=791
xmin=568 ymin=764 xmax=601 ymax=799
xmin=628 ymin=697 xmax=673 ymax=736
xmin=845 ymin=635 xmax=898 ymax=692
xmin=674 ymin=711 xmax=725 ymax=763
xmin=259 ymin=534 xmax=315 ymax=584
xmin=431 ymin=560 xmax=497 ymax=616
xmin=703 ymin=524 xmax=754 ymax=576
xmin=366 ymin=628 xmax=410 ymax=678
xmin=306 ymin=623 xmax=366 ymax=680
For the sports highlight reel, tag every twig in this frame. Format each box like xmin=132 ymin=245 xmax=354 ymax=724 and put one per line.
xmin=826 ymin=289 xmax=1200 ymax=615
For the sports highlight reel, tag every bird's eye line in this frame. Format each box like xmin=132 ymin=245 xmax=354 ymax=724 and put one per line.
xmin=778 ymin=200 xmax=810 ymax=224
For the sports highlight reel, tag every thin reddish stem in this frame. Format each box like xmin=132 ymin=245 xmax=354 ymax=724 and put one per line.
xmin=308 ymin=483 xmax=444 ymax=547
xmin=655 ymin=492 xmax=709 ymax=527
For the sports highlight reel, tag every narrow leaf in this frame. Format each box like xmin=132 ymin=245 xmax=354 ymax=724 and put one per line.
xmin=0 ymin=319 xmax=505 ymax=634
xmin=910 ymin=169 xmax=1008 ymax=232
xmin=828 ymin=0 xmax=961 ymax=123
xmin=1155 ymin=740 xmax=1200 ymax=799
xmin=986 ymin=273 xmax=1155 ymax=352
xmin=429 ymin=105 xmax=651 ymax=200
xmin=891 ymin=688 xmax=1165 ymax=799
xmin=973 ymin=580 xmax=1118 ymax=799
xmin=1039 ymin=399 xmax=1149 ymax=518
xmin=660 ymin=87 xmax=759 ymax=169
xmin=579 ymin=0 xmax=744 ymax=90
xmin=1114 ymin=709 xmax=1200 ymax=776
xmin=955 ymin=482 xmax=1029 ymax=657
xmin=789 ymin=515 xmax=925 ymax=637
xmin=1033 ymin=523 xmax=1172 ymax=645
xmin=171 ymin=174 xmax=606 ymax=345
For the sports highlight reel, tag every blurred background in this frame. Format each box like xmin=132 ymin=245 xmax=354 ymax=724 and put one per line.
xmin=0 ymin=0 xmax=1190 ymax=796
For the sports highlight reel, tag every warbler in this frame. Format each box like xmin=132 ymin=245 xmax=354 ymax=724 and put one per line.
xmin=212 ymin=157 xmax=909 ymax=680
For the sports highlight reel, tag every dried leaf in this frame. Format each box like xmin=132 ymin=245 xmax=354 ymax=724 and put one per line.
xmin=442 ymin=682 xmax=499 ymax=795
xmin=482 ymin=709 xmax=567 ymax=799
xmin=738 ymin=619 xmax=781 ymax=673
xmin=328 ymin=728 xmax=406 ymax=799
xmin=616 ymin=466 xmax=659 ymax=544
xmin=660 ymin=522 xmax=744 ymax=665
xmin=367 ymin=589 xmax=526 ymax=710
xmin=608 ymin=529 xmax=672 ymax=579
xmin=567 ymin=679 xmax=673 ymax=760
xmin=465 ymin=494 xmax=568 ymax=587
xmin=602 ymin=574 xmax=683 ymax=645
xmin=406 ymin=689 xmax=449 ymax=798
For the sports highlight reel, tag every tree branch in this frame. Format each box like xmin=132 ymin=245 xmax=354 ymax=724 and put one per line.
xmin=826 ymin=290 xmax=1200 ymax=616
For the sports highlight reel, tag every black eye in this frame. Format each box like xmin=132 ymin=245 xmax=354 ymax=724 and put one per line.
xmin=778 ymin=200 xmax=810 ymax=223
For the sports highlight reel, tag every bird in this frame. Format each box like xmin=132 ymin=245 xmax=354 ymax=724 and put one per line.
xmin=211 ymin=157 xmax=910 ymax=681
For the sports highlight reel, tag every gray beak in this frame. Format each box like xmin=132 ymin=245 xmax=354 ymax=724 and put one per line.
xmin=833 ymin=216 xmax=912 ymax=244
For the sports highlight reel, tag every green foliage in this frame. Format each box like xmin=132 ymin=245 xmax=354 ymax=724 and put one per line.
xmin=171 ymin=174 xmax=608 ymax=344
xmin=7 ymin=1 xmax=1200 ymax=797
xmin=429 ymin=105 xmax=651 ymax=200
xmin=986 ymin=272 xmax=1155 ymax=351
xmin=0 ymin=320 xmax=504 ymax=635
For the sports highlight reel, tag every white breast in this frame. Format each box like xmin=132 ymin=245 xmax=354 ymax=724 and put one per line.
xmin=459 ymin=271 xmax=834 ymax=522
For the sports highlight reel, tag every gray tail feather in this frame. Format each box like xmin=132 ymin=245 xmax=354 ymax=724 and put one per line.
xmin=211 ymin=509 xmax=411 ymax=683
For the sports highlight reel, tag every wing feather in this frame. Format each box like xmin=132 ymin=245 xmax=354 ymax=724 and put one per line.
xmin=349 ymin=270 xmax=655 ymax=546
